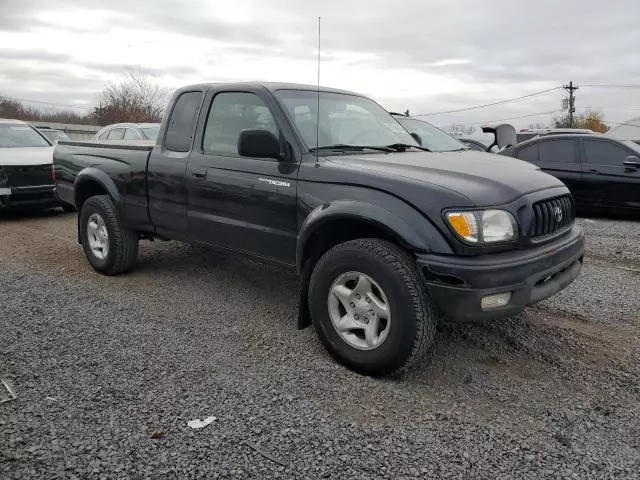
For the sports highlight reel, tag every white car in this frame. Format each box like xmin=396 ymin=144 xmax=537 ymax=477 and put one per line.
xmin=0 ymin=119 xmax=62 ymax=211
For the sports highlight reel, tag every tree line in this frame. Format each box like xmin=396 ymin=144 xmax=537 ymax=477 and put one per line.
xmin=0 ymin=68 xmax=167 ymax=126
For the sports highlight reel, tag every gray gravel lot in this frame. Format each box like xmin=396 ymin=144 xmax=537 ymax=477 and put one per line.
xmin=1 ymin=212 xmax=639 ymax=479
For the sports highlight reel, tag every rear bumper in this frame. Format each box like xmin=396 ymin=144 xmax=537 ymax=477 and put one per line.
xmin=417 ymin=225 xmax=585 ymax=322
xmin=0 ymin=185 xmax=59 ymax=210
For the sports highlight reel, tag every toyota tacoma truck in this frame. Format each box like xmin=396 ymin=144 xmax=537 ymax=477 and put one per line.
xmin=53 ymin=82 xmax=584 ymax=376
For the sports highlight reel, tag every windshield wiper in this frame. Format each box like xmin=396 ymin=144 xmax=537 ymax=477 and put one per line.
xmin=384 ymin=143 xmax=432 ymax=152
xmin=310 ymin=144 xmax=395 ymax=153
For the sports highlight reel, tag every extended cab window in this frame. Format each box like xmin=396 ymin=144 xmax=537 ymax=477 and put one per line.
xmin=516 ymin=144 xmax=538 ymax=162
xmin=583 ymin=139 xmax=632 ymax=166
xmin=165 ymin=91 xmax=203 ymax=152
xmin=202 ymin=92 xmax=277 ymax=155
xmin=538 ymin=139 xmax=576 ymax=163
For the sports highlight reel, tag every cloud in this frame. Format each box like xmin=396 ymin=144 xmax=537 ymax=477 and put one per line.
xmin=1 ymin=0 xmax=639 ymax=127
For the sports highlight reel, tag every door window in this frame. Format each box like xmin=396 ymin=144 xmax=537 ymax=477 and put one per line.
xmin=516 ymin=144 xmax=538 ymax=163
xmin=165 ymin=91 xmax=204 ymax=152
xmin=106 ymin=128 xmax=125 ymax=140
xmin=538 ymin=139 xmax=576 ymax=163
xmin=202 ymin=92 xmax=278 ymax=155
xmin=583 ymin=140 xmax=632 ymax=166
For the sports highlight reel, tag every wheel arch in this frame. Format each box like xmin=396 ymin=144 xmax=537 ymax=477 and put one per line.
xmin=74 ymin=168 xmax=121 ymax=212
xmin=74 ymin=168 xmax=122 ymax=244
xmin=296 ymin=200 xmax=443 ymax=274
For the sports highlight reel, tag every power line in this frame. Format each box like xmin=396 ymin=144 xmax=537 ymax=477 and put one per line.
xmin=576 ymin=106 xmax=640 ymax=111
xmin=0 ymin=95 xmax=92 ymax=110
xmin=581 ymin=84 xmax=640 ymax=89
xmin=456 ymin=110 xmax=560 ymax=126
xmin=603 ymin=120 xmax=640 ymax=128
xmin=413 ymin=86 xmax=562 ymax=116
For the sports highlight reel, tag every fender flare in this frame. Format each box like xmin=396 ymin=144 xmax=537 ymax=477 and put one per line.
xmin=296 ymin=200 xmax=447 ymax=272
xmin=73 ymin=167 xmax=122 ymax=208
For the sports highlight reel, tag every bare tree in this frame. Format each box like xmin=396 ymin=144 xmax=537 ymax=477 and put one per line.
xmin=0 ymin=96 xmax=95 ymax=124
xmin=92 ymin=67 xmax=168 ymax=125
xmin=448 ymin=123 xmax=476 ymax=136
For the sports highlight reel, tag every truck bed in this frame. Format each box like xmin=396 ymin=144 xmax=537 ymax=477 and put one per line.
xmin=53 ymin=140 xmax=155 ymax=230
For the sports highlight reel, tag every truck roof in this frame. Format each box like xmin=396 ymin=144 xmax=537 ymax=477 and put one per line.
xmin=176 ymin=82 xmax=361 ymax=96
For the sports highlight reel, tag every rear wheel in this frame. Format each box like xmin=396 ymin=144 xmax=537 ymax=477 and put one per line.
xmin=308 ymin=239 xmax=438 ymax=376
xmin=79 ymin=195 xmax=138 ymax=275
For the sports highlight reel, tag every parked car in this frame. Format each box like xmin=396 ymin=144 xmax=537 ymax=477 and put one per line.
xmin=516 ymin=128 xmax=594 ymax=144
xmin=54 ymin=82 xmax=584 ymax=376
xmin=501 ymin=134 xmax=640 ymax=214
xmin=458 ymin=138 xmax=490 ymax=152
xmin=605 ymin=116 xmax=640 ymax=145
xmin=37 ymin=127 xmax=70 ymax=144
xmin=390 ymin=113 xmax=469 ymax=152
xmin=94 ymin=123 xmax=161 ymax=141
xmin=0 ymin=119 xmax=65 ymax=211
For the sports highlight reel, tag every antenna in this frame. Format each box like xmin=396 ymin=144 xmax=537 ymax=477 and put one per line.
xmin=315 ymin=16 xmax=321 ymax=163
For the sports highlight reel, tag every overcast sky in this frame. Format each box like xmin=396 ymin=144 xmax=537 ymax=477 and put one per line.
xmin=1 ymin=0 xmax=640 ymax=133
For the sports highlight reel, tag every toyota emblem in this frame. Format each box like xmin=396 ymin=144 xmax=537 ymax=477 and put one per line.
xmin=553 ymin=206 xmax=563 ymax=223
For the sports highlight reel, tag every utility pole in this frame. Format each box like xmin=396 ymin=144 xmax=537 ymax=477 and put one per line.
xmin=563 ymin=81 xmax=578 ymax=127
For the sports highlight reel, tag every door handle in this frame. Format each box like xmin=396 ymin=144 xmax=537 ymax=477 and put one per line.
xmin=192 ymin=168 xmax=207 ymax=180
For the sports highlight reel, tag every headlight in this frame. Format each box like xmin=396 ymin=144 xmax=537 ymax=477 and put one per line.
xmin=446 ymin=209 xmax=517 ymax=244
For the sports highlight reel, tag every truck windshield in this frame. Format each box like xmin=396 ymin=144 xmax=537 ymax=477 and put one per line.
xmin=394 ymin=117 xmax=468 ymax=152
xmin=275 ymin=89 xmax=418 ymax=151
xmin=0 ymin=123 xmax=51 ymax=148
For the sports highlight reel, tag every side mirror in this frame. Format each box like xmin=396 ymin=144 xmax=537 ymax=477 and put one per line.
xmin=410 ymin=132 xmax=423 ymax=146
xmin=623 ymin=155 xmax=640 ymax=168
xmin=238 ymin=129 xmax=282 ymax=160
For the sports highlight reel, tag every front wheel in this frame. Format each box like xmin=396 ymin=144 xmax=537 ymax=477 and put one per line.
xmin=308 ymin=239 xmax=438 ymax=376
xmin=79 ymin=195 xmax=138 ymax=275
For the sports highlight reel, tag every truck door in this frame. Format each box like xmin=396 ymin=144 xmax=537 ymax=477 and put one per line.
xmin=186 ymin=88 xmax=300 ymax=265
xmin=147 ymin=90 xmax=204 ymax=238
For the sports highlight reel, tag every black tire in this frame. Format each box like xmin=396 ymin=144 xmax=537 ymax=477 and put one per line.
xmin=308 ymin=239 xmax=438 ymax=377
xmin=62 ymin=204 xmax=76 ymax=213
xmin=79 ymin=195 xmax=139 ymax=275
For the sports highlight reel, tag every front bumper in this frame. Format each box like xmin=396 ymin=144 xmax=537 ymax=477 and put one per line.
xmin=417 ymin=225 xmax=585 ymax=322
xmin=0 ymin=185 xmax=59 ymax=210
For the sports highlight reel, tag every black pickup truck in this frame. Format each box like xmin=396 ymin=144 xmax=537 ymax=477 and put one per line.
xmin=54 ymin=82 xmax=584 ymax=376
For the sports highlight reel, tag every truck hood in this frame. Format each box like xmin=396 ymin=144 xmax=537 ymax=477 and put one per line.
xmin=327 ymin=150 xmax=565 ymax=206
xmin=0 ymin=146 xmax=54 ymax=166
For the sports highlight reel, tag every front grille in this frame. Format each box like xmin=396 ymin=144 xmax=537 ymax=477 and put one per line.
xmin=528 ymin=195 xmax=574 ymax=238
xmin=0 ymin=164 xmax=53 ymax=188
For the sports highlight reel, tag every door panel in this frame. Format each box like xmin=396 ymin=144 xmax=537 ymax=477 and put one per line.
xmin=186 ymin=90 xmax=299 ymax=264
xmin=147 ymin=90 xmax=204 ymax=237
xmin=581 ymin=138 xmax=640 ymax=212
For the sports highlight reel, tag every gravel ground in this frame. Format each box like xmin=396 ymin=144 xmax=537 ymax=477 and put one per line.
xmin=1 ymin=211 xmax=639 ymax=479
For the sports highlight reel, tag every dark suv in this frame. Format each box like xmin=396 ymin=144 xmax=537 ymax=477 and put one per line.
xmin=501 ymin=134 xmax=640 ymax=214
